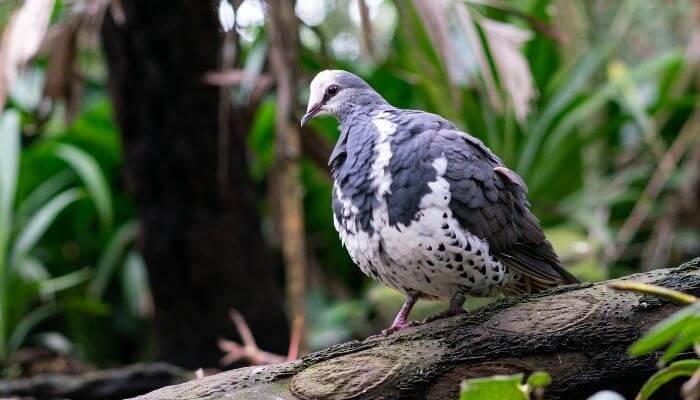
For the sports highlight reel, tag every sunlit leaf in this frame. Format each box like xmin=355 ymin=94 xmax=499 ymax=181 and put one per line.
xmin=55 ymin=144 xmax=113 ymax=230
xmin=16 ymin=255 xmax=49 ymax=282
xmin=635 ymin=359 xmax=700 ymax=400
xmin=39 ymin=268 xmax=92 ymax=298
xmin=629 ymin=302 xmax=700 ymax=356
xmin=659 ymin=320 xmax=700 ymax=364
xmin=460 ymin=374 xmax=527 ymax=400
xmin=0 ymin=110 xmax=20 ymax=233
xmin=527 ymin=371 xmax=551 ymax=388
xmin=121 ymin=250 xmax=152 ymax=318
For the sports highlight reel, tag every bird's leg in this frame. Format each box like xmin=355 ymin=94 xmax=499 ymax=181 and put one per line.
xmin=423 ymin=292 xmax=467 ymax=323
xmin=381 ymin=294 xmax=418 ymax=336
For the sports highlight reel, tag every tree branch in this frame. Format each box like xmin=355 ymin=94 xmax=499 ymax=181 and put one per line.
xmin=133 ymin=258 xmax=700 ymax=400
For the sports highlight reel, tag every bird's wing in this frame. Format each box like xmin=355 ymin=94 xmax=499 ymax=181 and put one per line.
xmin=428 ymin=128 xmax=579 ymax=293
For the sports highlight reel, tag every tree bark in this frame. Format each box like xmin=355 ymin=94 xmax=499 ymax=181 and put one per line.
xmin=267 ymin=0 xmax=308 ymax=353
xmin=0 ymin=362 xmax=189 ymax=400
xmin=131 ymin=259 xmax=699 ymax=400
xmin=101 ymin=1 xmax=288 ymax=368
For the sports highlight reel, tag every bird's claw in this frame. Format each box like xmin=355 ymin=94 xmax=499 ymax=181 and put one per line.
xmin=422 ymin=307 xmax=467 ymax=324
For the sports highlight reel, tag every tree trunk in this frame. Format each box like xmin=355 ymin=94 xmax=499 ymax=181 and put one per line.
xmin=267 ymin=0 xmax=308 ymax=353
xmin=132 ymin=259 xmax=699 ymax=400
xmin=101 ymin=1 xmax=288 ymax=369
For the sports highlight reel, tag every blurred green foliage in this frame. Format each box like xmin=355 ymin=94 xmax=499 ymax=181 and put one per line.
xmin=0 ymin=0 xmax=698 ymax=371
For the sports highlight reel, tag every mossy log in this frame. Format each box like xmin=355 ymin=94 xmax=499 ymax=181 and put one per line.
xmin=135 ymin=259 xmax=700 ymax=400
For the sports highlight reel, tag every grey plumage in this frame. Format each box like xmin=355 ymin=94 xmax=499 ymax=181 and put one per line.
xmin=303 ymin=70 xmax=578 ymax=332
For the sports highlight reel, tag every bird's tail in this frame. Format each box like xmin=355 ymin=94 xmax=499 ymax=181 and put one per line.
xmin=500 ymin=240 xmax=579 ymax=295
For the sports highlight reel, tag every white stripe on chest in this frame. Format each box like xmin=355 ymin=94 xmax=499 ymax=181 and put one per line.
xmin=369 ymin=112 xmax=396 ymax=198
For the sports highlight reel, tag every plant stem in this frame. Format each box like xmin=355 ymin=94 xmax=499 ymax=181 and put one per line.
xmin=608 ymin=281 xmax=698 ymax=304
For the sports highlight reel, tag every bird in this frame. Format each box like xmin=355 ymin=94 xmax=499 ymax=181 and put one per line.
xmin=301 ymin=70 xmax=579 ymax=335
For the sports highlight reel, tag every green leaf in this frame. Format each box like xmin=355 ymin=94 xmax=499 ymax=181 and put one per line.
xmin=10 ymin=188 xmax=84 ymax=268
xmin=121 ymin=250 xmax=151 ymax=318
xmin=527 ymin=371 xmax=552 ymax=388
xmin=16 ymin=170 xmax=74 ymax=224
xmin=55 ymin=144 xmax=113 ymax=230
xmin=0 ymin=110 xmax=20 ymax=237
xmin=659 ymin=319 xmax=700 ymax=364
xmin=630 ymin=302 xmax=700 ymax=356
xmin=89 ymin=220 xmax=139 ymax=298
xmin=7 ymin=303 xmax=61 ymax=355
xmin=530 ymin=51 xmax=683 ymax=194
xmin=39 ymin=268 xmax=92 ymax=299
xmin=16 ymin=256 xmax=50 ymax=282
xmin=518 ymin=38 xmax=613 ymax=177
xmin=460 ymin=374 xmax=527 ymax=400
xmin=636 ymin=359 xmax=700 ymax=400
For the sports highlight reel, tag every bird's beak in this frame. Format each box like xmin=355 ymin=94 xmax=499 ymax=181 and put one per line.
xmin=300 ymin=102 xmax=322 ymax=127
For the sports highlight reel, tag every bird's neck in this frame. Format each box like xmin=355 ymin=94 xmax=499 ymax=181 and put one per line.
xmin=336 ymin=90 xmax=390 ymax=124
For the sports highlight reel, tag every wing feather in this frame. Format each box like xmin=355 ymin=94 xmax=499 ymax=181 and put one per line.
xmin=429 ymin=128 xmax=579 ymax=292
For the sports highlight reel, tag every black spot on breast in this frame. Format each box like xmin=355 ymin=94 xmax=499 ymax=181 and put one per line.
xmin=441 ymin=223 xmax=449 ymax=229
xmin=460 ymin=272 xmax=468 ymax=278
xmin=424 ymin=274 xmax=431 ymax=283
xmin=438 ymin=244 xmax=445 ymax=251
xmin=468 ymin=275 xmax=475 ymax=283
xmin=446 ymin=264 xmax=453 ymax=269
xmin=443 ymin=213 xmax=448 ymax=218
xmin=476 ymin=250 xmax=481 ymax=256
xmin=457 ymin=265 xmax=464 ymax=271
xmin=465 ymin=242 xmax=472 ymax=251
xmin=427 ymin=260 xmax=435 ymax=267
xmin=479 ymin=266 xmax=486 ymax=275
xmin=454 ymin=254 xmax=463 ymax=262
xmin=468 ymin=260 xmax=475 ymax=266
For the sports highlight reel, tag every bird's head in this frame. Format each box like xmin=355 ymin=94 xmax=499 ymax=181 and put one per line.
xmin=301 ymin=70 xmax=381 ymax=126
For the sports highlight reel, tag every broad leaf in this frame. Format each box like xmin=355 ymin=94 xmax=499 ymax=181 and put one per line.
xmin=7 ymin=303 xmax=61 ymax=354
xmin=55 ymin=144 xmax=113 ymax=230
xmin=89 ymin=220 xmax=139 ymax=298
xmin=0 ymin=110 xmax=20 ymax=234
xmin=460 ymin=374 xmax=527 ymax=400
xmin=121 ymin=250 xmax=151 ymax=318
xmin=636 ymin=359 xmax=700 ymax=400
xmin=629 ymin=302 xmax=700 ymax=356
xmin=10 ymin=188 xmax=84 ymax=268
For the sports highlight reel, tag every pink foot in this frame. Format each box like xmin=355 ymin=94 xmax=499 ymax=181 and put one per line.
xmin=380 ymin=320 xmax=419 ymax=336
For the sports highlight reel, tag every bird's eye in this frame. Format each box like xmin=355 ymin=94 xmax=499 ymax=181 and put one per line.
xmin=326 ymin=84 xmax=340 ymax=97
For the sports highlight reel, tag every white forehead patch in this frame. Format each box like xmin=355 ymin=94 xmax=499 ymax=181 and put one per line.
xmin=309 ymin=70 xmax=343 ymax=95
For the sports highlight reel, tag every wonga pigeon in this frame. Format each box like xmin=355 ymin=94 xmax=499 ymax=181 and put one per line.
xmin=301 ymin=70 xmax=579 ymax=335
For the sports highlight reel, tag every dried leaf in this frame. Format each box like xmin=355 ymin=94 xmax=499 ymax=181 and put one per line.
xmin=0 ymin=0 xmax=56 ymax=110
xmin=454 ymin=4 xmax=502 ymax=112
xmin=480 ymin=18 xmax=537 ymax=123
xmin=411 ymin=0 xmax=460 ymax=86
xmin=42 ymin=19 xmax=82 ymax=121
